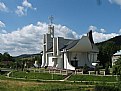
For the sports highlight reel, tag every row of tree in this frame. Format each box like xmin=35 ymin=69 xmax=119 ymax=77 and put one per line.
xmin=0 ymin=52 xmax=42 ymax=69
xmin=0 ymin=52 xmax=13 ymax=62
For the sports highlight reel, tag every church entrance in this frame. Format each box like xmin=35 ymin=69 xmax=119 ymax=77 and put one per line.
xmin=71 ymin=60 xmax=78 ymax=67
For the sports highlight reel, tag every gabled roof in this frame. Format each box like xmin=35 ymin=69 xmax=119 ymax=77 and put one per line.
xmin=60 ymin=39 xmax=79 ymax=51
xmin=67 ymin=36 xmax=93 ymax=52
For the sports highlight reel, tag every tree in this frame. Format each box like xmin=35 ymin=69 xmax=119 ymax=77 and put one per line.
xmin=2 ymin=52 xmax=13 ymax=61
xmin=97 ymin=41 xmax=120 ymax=68
xmin=0 ymin=53 xmax=2 ymax=62
xmin=112 ymin=57 xmax=121 ymax=75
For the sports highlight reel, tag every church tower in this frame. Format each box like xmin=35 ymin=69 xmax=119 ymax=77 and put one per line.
xmin=48 ymin=16 xmax=54 ymax=38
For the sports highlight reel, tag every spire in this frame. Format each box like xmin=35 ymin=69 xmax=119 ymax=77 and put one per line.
xmin=48 ymin=15 xmax=54 ymax=38
xmin=48 ymin=15 xmax=54 ymax=25
xmin=87 ymin=30 xmax=94 ymax=44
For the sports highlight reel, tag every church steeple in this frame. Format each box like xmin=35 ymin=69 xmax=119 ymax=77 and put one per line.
xmin=48 ymin=16 xmax=54 ymax=38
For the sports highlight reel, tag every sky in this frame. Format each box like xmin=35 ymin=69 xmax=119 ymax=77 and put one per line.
xmin=0 ymin=0 xmax=121 ymax=56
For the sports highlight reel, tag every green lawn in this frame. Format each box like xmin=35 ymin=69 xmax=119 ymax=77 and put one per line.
xmin=10 ymin=71 xmax=64 ymax=80
xmin=0 ymin=80 xmax=94 ymax=91
xmin=68 ymin=75 xmax=117 ymax=82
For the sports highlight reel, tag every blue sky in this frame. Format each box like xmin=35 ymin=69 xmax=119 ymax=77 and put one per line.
xmin=1 ymin=0 xmax=121 ymax=34
xmin=0 ymin=0 xmax=121 ymax=56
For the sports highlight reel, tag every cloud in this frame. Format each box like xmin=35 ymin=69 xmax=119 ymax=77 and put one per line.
xmin=88 ymin=25 xmax=97 ymax=31
xmin=100 ymin=28 xmax=106 ymax=33
xmin=119 ymin=29 xmax=121 ymax=33
xmin=15 ymin=6 xmax=25 ymax=16
xmin=92 ymin=31 xmax=119 ymax=43
xmin=109 ymin=0 xmax=121 ymax=5
xmin=0 ymin=22 xmax=79 ymax=56
xmin=1 ymin=30 xmax=7 ymax=33
xmin=15 ymin=0 xmax=36 ymax=16
xmin=88 ymin=25 xmax=118 ymax=43
xmin=22 ymin=0 xmax=32 ymax=8
xmin=0 ymin=21 xmax=5 ymax=27
xmin=0 ymin=22 xmax=120 ymax=56
xmin=0 ymin=2 xmax=8 ymax=12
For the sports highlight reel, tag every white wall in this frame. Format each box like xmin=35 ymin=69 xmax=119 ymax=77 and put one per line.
xmin=68 ymin=52 xmax=92 ymax=67
xmin=64 ymin=52 xmax=75 ymax=70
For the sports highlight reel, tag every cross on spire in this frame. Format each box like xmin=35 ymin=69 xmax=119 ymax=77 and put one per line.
xmin=48 ymin=15 xmax=54 ymax=25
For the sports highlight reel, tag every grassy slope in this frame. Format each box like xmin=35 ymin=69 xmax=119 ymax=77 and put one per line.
xmin=10 ymin=71 xmax=64 ymax=80
xmin=68 ymin=75 xmax=117 ymax=82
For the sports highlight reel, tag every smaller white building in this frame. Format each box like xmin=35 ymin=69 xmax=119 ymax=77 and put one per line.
xmin=112 ymin=50 xmax=121 ymax=66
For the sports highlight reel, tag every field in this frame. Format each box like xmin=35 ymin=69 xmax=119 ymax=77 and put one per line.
xmin=68 ymin=74 xmax=117 ymax=82
xmin=0 ymin=70 xmax=119 ymax=91
xmin=10 ymin=71 xmax=64 ymax=80
xmin=0 ymin=78 xmax=94 ymax=91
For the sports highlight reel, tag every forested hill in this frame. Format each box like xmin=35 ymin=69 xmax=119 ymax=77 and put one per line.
xmin=14 ymin=53 xmax=41 ymax=59
xmin=95 ymin=35 xmax=121 ymax=68
xmin=96 ymin=35 xmax=121 ymax=46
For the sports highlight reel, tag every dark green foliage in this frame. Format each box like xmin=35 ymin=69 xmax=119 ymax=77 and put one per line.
xmin=105 ymin=64 xmax=110 ymax=75
xmin=113 ymin=57 xmax=121 ymax=75
xmin=95 ymin=64 xmax=100 ymax=74
xmin=83 ymin=64 xmax=89 ymax=74
xmin=96 ymin=35 xmax=121 ymax=68
xmin=0 ymin=52 xmax=14 ymax=68
xmin=97 ymin=40 xmax=121 ymax=68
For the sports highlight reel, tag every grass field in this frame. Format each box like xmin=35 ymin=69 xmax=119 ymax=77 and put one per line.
xmin=0 ymin=79 xmax=94 ymax=91
xmin=0 ymin=70 xmax=119 ymax=91
xmin=10 ymin=71 xmax=64 ymax=80
xmin=68 ymin=74 xmax=117 ymax=82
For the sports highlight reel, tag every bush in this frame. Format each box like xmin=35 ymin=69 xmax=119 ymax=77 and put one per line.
xmin=83 ymin=64 xmax=89 ymax=74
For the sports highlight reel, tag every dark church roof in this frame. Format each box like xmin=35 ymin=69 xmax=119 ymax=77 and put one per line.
xmin=60 ymin=39 xmax=79 ymax=51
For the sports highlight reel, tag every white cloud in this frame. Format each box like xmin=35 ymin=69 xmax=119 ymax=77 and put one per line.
xmin=0 ymin=22 xmax=79 ymax=56
xmin=119 ymin=29 xmax=121 ymax=33
xmin=0 ymin=2 xmax=8 ymax=12
xmin=92 ymin=31 xmax=119 ymax=43
xmin=88 ymin=25 xmax=119 ymax=43
xmin=0 ymin=21 xmax=5 ymax=27
xmin=0 ymin=22 xmax=120 ymax=56
xmin=15 ymin=0 xmax=36 ymax=16
xmin=88 ymin=25 xmax=97 ymax=31
xmin=22 ymin=0 xmax=32 ymax=8
xmin=100 ymin=28 xmax=106 ymax=33
xmin=109 ymin=0 xmax=121 ymax=5
xmin=15 ymin=6 xmax=25 ymax=16
xmin=1 ymin=30 xmax=7 ymax=33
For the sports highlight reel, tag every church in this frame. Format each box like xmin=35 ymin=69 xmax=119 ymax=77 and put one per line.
xmin=41 ymin=18 xmax=99 ymax=70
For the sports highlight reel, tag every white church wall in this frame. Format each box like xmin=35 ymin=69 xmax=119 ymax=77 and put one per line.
xmin=78 ymin=52 xmax=88 ymax=66
xmin=53 ymin=38 xmax=57 ymax=56
xmin=48 ymin=57 xmax=54 ymax=66
xmin=68 ymin=52 xmax=93 ymax=67
xmin=56 ymin=58 xmax=63 ymax=69
xmin=64 ymin=52 xmax=75 ymax=70
xmin=41 ymin=55 xmax=45 ymax=67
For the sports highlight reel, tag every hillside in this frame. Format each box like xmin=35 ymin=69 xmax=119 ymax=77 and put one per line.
xmin=96 ymin=35 xmax=121 ymax=46
xmin=14 ymin=53 xmax=41 ymax=59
